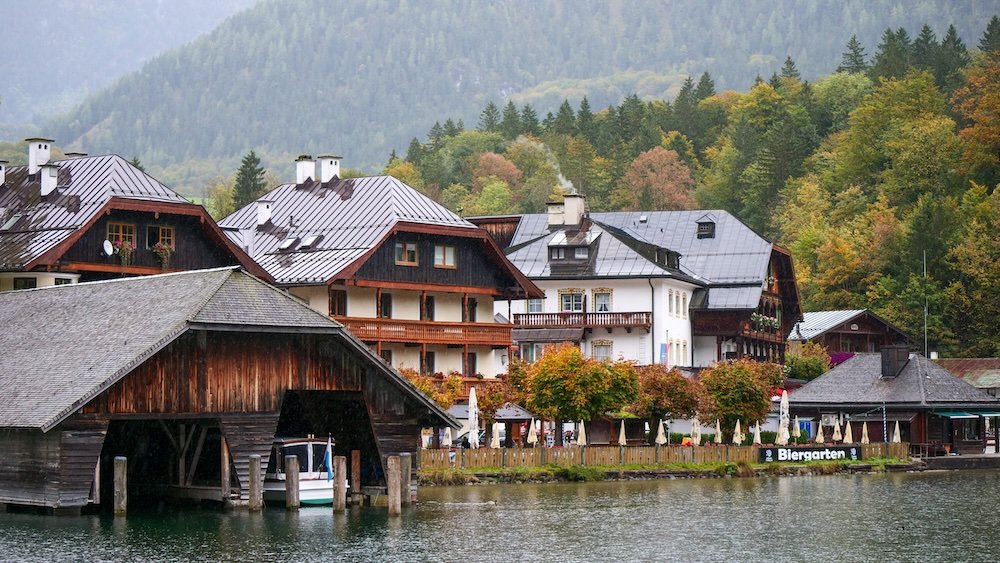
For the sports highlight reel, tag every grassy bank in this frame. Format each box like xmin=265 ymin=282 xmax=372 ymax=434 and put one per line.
xmin=418 ymin=457 xmax=916 ymax=486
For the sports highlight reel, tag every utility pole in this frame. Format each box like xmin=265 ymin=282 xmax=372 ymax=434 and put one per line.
xmin=923 ymin=250 xmax=928 ymax=358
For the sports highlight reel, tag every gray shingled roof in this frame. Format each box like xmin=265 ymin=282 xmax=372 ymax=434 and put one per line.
xmin=789 ymin=353 xmax=1000 ymax=408
xmin=935 ymin=359 xmax=1000 ymax=390
xmin=0 ymin=155 xmax=190 ymax=269
xmin=218 ymin=176 xmax=477 ymax=285
xmin=0 ymin=268 xmax=456 ymax=431
xmin=506 ymin=210 xmax=774 ymax=308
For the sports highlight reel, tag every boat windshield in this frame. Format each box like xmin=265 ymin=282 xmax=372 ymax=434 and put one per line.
xmin=312 ymin=443 xmax=329 ymax=473
xmin=270 ymin=444 xmax=310 ymax=474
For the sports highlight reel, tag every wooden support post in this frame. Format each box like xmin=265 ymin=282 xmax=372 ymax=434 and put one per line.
xmin=92 ymin=461 xmax=101 ymax=505
xmin=387 ymin=456 xmax=401 ymax=516
xmin=334 ymin=455 xmax=347 ymax=514
xmin=220 ymin=437 xmax=231 ymax=502
xmin=113 ymin=456 xmax=127 ymax=516
xmin=285 ymin=455 xmax=300 ymax=510
xmin=248 ymin=454 xmax=263 ymax=511
xmin=399 ymin=453 xmax=412 ymax=506
xmin=351 ymin=450 xmax=362 ymax=503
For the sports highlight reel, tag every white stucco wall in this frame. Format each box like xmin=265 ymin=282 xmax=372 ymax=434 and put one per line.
xmin=0 ymin=272 xmax=81 ymax=292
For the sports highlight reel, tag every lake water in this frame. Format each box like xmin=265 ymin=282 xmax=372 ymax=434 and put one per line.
xmin=3 ymin=470 xmax=1000 ymax=562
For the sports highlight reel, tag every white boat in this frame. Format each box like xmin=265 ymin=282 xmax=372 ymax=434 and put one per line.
xmin=263 ymin=437 xmax=347 ymax=505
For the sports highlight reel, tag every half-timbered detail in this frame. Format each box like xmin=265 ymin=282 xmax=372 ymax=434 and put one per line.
xmin=788 ymin=309 xmax=911 ymax=355
xmin=474 ymin=194 xmax=802 ymax=368
xmin=0 ymin=268 xmax=456 ymax=512
xmin=219 ymin=161 xmax=541 ymax=378
xmin=790 ymin=347 xmax=1000 ymax=455
xmin=0 ymin=140 xmax=268 ymax=291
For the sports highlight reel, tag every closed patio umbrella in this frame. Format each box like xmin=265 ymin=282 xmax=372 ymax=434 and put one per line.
xmin=892 ymin=421 xmax=901 ymax=443
xmin=752 ymin=421 xmax=762 ymax=445
xmin=576 ymin=420 xmax=587 ymax=446
xmin=691 ymin=417 xmax=702 ymax=446
xmin=815 ymin=423 xmax=825 ymax=444
xmin=490 ymin=422 xmax=502 ymax=449
xmin=714 ymin=419 xmax=723 ymax=444
xmin=861 ymin=422 xmax=870 ymax=444
xmin=442 ymin=427 xmax=453 ymax=449
xmin=655 ymin=419 xmax=668 ymax=446
xmin=733 ymin=420 xmax=743 ymax=445
xmin=618 ymin=420 xmax=627 ymax=446
xmin=843 ymin=421 xmax=854 ymax=444
xmin=468 ymin=387 xmax=479 ymax=449
xmin=793 ymin=416 xmax=802 ymax=442
xmin=777 ymin=390 xmax=790 ymax=446
xmin=832 ymin=420 xmax=843 ymax=442
xmin=526 ymin=418 xmax=538 ymax=446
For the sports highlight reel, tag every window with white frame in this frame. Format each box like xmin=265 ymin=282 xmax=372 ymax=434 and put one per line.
xmin=592 ymin=340 xmax=613 ymax=362
xmin=668 ymin=290 xmax=674 ymax=315
xmin=559 ymin=290 xmax=584 ymax=312
xmin=675 ymin=293 xmax=681 ymax=317
xmin=520 ymin=343 xmax=544 ymax=363
xmin=668 ymin=338 xmax=675 ymax=366
xmin=682 ymin=293 xmax=688 ymax=318
xmin=682 ymin=341 xmax=688 ymax=366
xmin=574 ymin=247 xmax=589 ymax=259
xmin=527 ymin=299 xmax=544 ymax=313
xmin=593 ymin=289 xmax=612 ymax=312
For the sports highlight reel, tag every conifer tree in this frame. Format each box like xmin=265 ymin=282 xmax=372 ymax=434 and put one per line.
xmin=576 ymin=97 xmax=595 ymax=141
xmin=406 ymin=137 xmax=424 ymax=163
xmin=780 ymin=56 xmax=800 ymax=80
xmin=551 ymin=100 xmax=576 ymax=135
xmin=428 ymin=121 xmax=444 ymax=144
xmin=129 ymin=156 xmax=145 ymax=172
xmin=694 ymin=72 xmax=716 ymax=100
xmin=443 ymin=118 xmax=460 ymax=137
xmin=768 ymin=72 xmax=782 ymax=89
xmin=912 ymin=24 xmax=939 ymax=70
xmin=499 ymin=101 xmax=521 ymax=139
xmin=233 ymin=150 xmax=267 ymax=210
xmin=838 ymin=35 xmax=869 ymax=74
xmin=980 ymin=15 xmax=1000 ymax=55
xmin=870 ymin=27 xmax=913 ymax=80
xmin=478 ymin=101 xmax=500 ymax=132
xmin=520 ymin=104 xmax=540 ymax=136
xmin=937 ymin=25 xmax=970 ymax=91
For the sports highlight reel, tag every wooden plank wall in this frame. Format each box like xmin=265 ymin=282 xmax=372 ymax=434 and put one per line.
xmin=0 ymin=430 xmax=62 ymax=507
xmin=58 ymin=418 xmax=109 ymax=507
xmin=362 ymin=373 xmax=428 ymax=486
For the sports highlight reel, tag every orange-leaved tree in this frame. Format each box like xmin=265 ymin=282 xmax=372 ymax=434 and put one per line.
xmin=629 ymin=364 xmax=711 ymax=444
xmin=699 ymin=359 xmax=783 ymax=440
xmin=398 ymin=368 xmax=463 ymax=410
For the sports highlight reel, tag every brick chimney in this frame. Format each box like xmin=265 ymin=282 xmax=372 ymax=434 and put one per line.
xmin=39 ymin=163 xmax=59 ymax=196
xmin=26 ymin=138 xmax=53 ymax=175
xmin=295 ymin=155 xmax=316 ymax=184
xmin=318 ymin=154 xmax=341 ymax=183
xmin=880 ymin=345 xmax=910 ymax=378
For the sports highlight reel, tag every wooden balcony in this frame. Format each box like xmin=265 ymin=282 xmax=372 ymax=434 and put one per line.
xmin=334 ymin=316 xmax=512 ymax=347
xmin=513 ymin=311 xmax=652 ymax=333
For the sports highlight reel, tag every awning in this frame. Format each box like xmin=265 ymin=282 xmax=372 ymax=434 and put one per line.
xmin=933 ymin=411 xmax=978 ymax=419
xmin=849 ymin=411 xmax=917 ymax=422
xmin=513 ymin=327 xmax=584 ymax=343
xmin=970 ymin=411 xmax=1000 ymax=417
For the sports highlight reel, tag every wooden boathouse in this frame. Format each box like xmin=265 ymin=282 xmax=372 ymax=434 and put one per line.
xmin=0 ymin=267 xmax=457 ymax=513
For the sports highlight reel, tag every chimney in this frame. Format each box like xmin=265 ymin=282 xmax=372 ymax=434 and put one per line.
xmin=880 ymin=345 xmax=910 ymax=378
xmin=256 ymin=199 xmax=274 ymax=226
xmin=26 ymin=137 xmax=53 ymax=175
xmin=63 ymin=152 xmax=88 ymax=159
xmin=546 ymin=201 xmax=565 ymax=226
xmin=295 ymin=155 xmax=316 ymax=184
xmin=0 ymin=160 xmax=7 ymax=186
xmin=39 ymin=163 xmax=60 ymax=196
xmin=563 ymin=193 xmax=587 ymax=225
xmin=318 ymin=154 xmax=341 ymax=183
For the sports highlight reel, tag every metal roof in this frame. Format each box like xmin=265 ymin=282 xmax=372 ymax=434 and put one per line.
xmin=790 ymin=310 xmax=867 ymax=341
xmin=448 ymin=401 xmax=535 ymax=421
xmin=935 ymin=359 xmax=1000 ymax=390
xmin=219 ymin=176 xmax=477 ymax=285
xmin=0 ymin=155 xmax=190 ymax=269
xmin=789 ymin=353 xmax=1000 ymax=407
xmin=0 ymin=268 xmax=456 ymax=431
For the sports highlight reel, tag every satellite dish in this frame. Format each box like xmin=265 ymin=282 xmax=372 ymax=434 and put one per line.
xmin=103 ymin=240 xmax=114 ymax=256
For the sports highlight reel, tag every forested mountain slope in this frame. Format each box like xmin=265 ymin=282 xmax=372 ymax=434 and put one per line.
xmin=43 ymin=0 xmax=993 ymax=189
xmin=1 ymin=0 xmax=254 ymax=126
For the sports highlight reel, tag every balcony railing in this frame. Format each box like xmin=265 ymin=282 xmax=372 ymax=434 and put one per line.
xmin=513 ymin=311 xmax=652 ymax=332
xmin=334 ymin=316 xmax=512 ymax=347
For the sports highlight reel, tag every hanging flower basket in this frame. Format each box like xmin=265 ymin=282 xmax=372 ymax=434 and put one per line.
xmin=152 ymin=242 xmax=172 ymax=269
xmin=113 ymin=240 xmax=134 ymax=267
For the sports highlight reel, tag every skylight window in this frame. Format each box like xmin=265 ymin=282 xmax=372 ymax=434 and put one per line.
xmin=278 ymin=237 xmax=299 ymax=251
xmin=1 ymin=212 xmax=24 ymax=231
xmin=300 ymin=234 xmax=323 ymax=249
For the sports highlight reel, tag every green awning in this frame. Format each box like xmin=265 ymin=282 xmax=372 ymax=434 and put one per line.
xmin=934 ymin=411 xmax=978 ymax=419
xmin=970 ymin=411 xmax=1000 ymax=417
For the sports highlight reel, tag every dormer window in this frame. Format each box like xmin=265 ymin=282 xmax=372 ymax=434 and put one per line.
xmin=697 ymin=221 xmax=715 ymax=239
xmin=550 ymin=247 xmax=566 ymax=260
xmin=574 ymin=247 xmax=589 ymax=259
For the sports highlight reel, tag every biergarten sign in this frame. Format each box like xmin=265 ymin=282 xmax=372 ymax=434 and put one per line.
xmin=758 ymin=446 xmax=862 ymax=463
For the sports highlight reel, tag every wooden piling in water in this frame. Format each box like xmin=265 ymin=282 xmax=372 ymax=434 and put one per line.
xmin=351 ymin=450 xmax=362 ymax=504
xmin=387 ymin=456 xmax=401 ymax=516
xmin=220 ymin=438 xmax=230 ymax=503
xmin=113 ymin=456 xmax=127 ymax=516
xmin=334 ymin=455 xmax=347 ymax=514
xmin=400 ymin=453 xmax=412 ymax=506
xmin=248 ymin=455 xmax=262 ymax=511
xmin=285 ymin=455 xmax=300 ymax=510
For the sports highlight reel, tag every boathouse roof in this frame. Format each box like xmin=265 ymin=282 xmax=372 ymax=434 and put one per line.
xmin=0 ymin=267 xmax=457 ymax=431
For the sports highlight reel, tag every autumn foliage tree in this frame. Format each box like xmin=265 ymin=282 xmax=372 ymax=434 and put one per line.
xmin=629 ymin=364 xmax=711 ymax=444
xmin=611 ymin=146 xmax=696 ymax=211
xmin=699 ymin=359 xmax=783 ymax=439
xmin=398 ymin=368 xmax=462 ymax=410
xmin=525 ymin=344 xmax=638 ymax=445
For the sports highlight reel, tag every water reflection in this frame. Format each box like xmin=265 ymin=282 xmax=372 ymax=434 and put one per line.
xmin=3 ymin=472 xmax=1000 ymax=561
